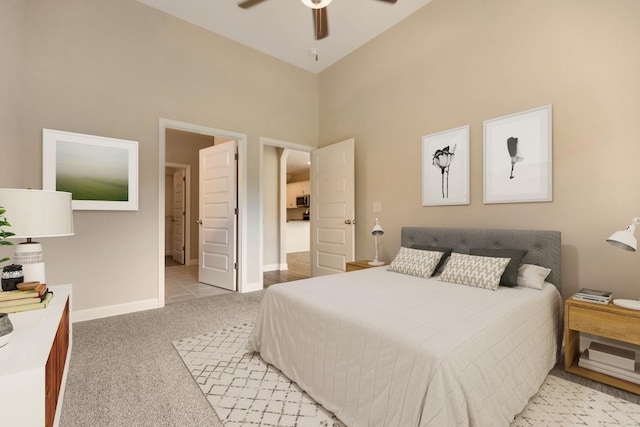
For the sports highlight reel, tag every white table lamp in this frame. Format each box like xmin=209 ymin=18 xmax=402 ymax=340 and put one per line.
xmin=368 ymin=218 xmax=384 ymax=266
xmin=0 ymin=189 xmax=74 ymax=284
xmin=607 ymin=217 xmax=640 ymax=310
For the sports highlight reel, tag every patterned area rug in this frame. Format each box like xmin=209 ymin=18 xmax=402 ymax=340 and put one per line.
xmin=173 ymin=324 xmax=640 ymax=427
xmin=173 ymin=324 xmax=344 ymax=427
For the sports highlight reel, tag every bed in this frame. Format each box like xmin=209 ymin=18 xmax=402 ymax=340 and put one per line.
xmin=247 ymin=227 xmax=563 ymax=427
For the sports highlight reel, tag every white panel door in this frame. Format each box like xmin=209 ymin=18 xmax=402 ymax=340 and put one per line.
xmin=311 ymin=139 xmax=355 ymax=276
xmin=172 ymin=168 xmax=186 ymax=264
xmin=198 ymin=141 xmax=237 ymax=290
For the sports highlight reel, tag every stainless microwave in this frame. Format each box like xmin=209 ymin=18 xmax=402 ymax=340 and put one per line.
xmin=296 ymin=195 xmax=310 ymax=208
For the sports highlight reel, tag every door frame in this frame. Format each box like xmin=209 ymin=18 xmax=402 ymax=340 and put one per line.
xmin=165 ymin=163 xmax=191 ymax=265
xmin=159 ymin=118 xmax=248 ymax=305
xmin=259 ymin=137 xmax=314 ymax=288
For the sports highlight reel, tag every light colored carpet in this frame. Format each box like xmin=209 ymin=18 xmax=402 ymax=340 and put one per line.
xmin=60 ymin=291 xmax=264 ymax=427
xmin=175 ymin=324 xmax=640 ymax=427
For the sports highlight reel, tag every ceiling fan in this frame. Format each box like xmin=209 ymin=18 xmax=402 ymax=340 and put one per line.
xmin=238 ymin=0 xmax=398 ymax=40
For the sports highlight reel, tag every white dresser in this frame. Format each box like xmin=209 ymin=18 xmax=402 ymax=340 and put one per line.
xmin=0 ymin=284 xmax=72 ymax=427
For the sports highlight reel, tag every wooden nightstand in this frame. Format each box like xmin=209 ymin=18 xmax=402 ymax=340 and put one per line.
xmin=346 ymin=260 xmax=387 ymax=272
xmin=564 ymin=296 xmax=640 ymax=394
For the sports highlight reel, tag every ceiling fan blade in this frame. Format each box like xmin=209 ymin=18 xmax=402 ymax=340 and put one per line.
xmin=238 ymin=0 xmax=268 ymax=9
xmin=313 ymin=7 xmax=329 ymax=40
xmin=376 ymin=0 xmax=398 ymax=3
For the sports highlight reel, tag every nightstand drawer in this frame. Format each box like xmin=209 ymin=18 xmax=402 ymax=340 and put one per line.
xmin=569 ymin=305 xmax=640 ymax=345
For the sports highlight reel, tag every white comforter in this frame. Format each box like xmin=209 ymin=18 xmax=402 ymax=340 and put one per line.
xmin=247 ymin=267 xmax=562 ymax=427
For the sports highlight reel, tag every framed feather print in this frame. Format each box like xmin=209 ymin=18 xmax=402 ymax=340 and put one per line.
xmin=483 ymin=105 xmax=552 ymax=204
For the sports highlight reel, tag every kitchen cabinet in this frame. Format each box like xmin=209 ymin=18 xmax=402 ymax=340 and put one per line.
xmin=300 ymin=180 xmax=310 ymax=196
xmin=286 ymin=180 xmax=310 ymax=208
xmin=286 ymin=220 xmax=310 ymax=252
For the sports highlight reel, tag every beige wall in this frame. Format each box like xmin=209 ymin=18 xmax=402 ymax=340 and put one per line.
xmin=262 ymin=145 xmax=281 ymax=268
xmin=166 ymin=129 xmax=215 ymax=262
xmin=6 ymin=0 xmax=318 ymax=314
xmin=5 ymin=0 xmax=639 ymax=312
xmin=320 ymin=0 xmax=640 ymax=300
xmin=0 ymin=0 xmax=25 ymax=188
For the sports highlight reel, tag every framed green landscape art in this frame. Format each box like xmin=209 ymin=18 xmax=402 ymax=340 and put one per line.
xmin=43 ymin=129 xmax=139 ymax=211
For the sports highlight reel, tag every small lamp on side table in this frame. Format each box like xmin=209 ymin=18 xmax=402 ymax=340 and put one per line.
xmin=368 ymin=218 xmax=384 ymax=266
xmin=0 ymin=189 xmax=74 ymax=284
xmin=607 ymin=217 xmax=640 ymax=310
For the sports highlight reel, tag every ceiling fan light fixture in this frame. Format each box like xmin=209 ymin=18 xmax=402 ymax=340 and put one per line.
xmin=301 ymin=0 xmax=332 ymax=9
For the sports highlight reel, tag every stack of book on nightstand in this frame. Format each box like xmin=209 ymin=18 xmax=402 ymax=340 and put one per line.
xmin=572 ymin=288 xmax=613 ymax=305
xmin=579 ymin=342 xmax=640 ymax=384
xmin=0 ymin=283 xmax=52 ymax=314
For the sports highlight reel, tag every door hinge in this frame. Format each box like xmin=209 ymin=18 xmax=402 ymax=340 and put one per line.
xmin=182 ymin=176 xmax=185 ymax=182
xmin=234 ymin=262 xmax=238 ymax=270
xmin=234 ymin=207 xmax=238 ymax=215
xmin=234 ymin=152 xmax=239 ymax=161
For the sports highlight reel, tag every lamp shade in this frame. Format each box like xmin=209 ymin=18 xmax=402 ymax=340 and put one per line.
xmin=0 ymin=189 xmax=74 ymax=239
xmin=301 ymin=0 xmax=332 ymax=9
xmin=607 ymin=230 xmax=637 ymax=251
xmin=371 ymin=218 xmax=384 ymax=236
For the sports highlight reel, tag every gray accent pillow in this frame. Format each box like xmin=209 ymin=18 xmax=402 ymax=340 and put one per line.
xmin=469 ymin=248 xmax=528 ymax=287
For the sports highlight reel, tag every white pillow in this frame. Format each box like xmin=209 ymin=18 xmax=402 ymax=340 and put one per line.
xmin=517 ymin=263 xmax=551 ymax=290
xmin=439 ymin=253 xmax=510 ymax=291
xmin=387 ymin=247 xmax=443 ymax=278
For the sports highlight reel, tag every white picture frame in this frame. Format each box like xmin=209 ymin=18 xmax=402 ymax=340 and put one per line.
xmin=422 ymin=125 xmax=470 ymax=206
xmin=43 ymin=129 xmax=139 ymax=211
xmin=483 ymin=105 xmax=552 ymax=204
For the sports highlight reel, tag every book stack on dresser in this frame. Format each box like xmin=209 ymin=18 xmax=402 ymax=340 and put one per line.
xmin=579 ymin=342 xmax=640 ymax=384
xmin=0 ymin=282 xmax=52 ymax=313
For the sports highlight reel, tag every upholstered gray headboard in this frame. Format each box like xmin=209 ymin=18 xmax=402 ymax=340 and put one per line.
xmin=401 ymin=227 xmax=561 ymax=290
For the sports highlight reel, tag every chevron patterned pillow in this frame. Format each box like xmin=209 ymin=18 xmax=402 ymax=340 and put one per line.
xmin=439 ymin=253 xmax=510 ymax=291
xmin=387 ymin=247 xmax=444 ymax=278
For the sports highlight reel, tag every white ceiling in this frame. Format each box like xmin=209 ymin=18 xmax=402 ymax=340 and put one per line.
xmin=137 ymin=0 xmax=432 ymax=73
xmin=286 ymin=150 xmax=311 ymax=176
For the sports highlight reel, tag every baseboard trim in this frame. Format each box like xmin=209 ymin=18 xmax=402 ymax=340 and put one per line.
xmin=72 ymin=298 xmax=161 ymax=323
xmin=263 ymin=264 xmax=280 ymax=272
xmin=188 ymin=258 xmax=198 ymax=266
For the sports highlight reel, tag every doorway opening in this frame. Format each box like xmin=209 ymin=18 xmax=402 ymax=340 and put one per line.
xmin=165 ymin=163 xmax=190 ymax=266
xmin=259 ymin=137 xmax=313 ymax=289
xmin=158 ymin=119 xmax=248 ymax=306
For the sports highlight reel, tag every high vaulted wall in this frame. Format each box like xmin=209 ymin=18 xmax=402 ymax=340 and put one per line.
xmin=3 ymin=0 xmax=318 ymax=316
xmin=320 ymin=0 xmax=640 ymax=299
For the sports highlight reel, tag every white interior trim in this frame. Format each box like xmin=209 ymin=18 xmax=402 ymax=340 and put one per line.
xmin=159 ymin=119 xmax=249 ymax=305
xmin=72 ymin=298 xmax=159 ymax=323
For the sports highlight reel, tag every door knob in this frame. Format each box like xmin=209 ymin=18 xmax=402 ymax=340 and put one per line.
xmin=196 ymin=219 xmax=203 ymax=225
xmin=345 ymin=220 xmax=351 ymax=224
